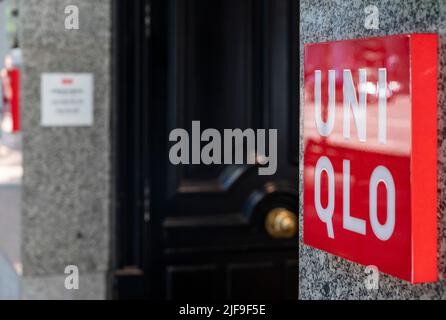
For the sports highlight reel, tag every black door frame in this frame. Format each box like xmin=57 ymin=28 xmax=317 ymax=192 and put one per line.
xmin=112 ymin=0 xmax=300 ymax=300
xmin=112 ymin=0 xmax=150 ymax=299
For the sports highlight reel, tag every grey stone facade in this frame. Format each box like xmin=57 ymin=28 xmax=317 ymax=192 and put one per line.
xmin=299 ymin=0 xmax=446 ymax=299
xmin=20 ymin=0 xmax=112 ymax=299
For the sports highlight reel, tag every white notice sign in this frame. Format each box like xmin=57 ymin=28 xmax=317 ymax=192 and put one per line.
xmin=41 ymin=73 xmax=93 ymax=126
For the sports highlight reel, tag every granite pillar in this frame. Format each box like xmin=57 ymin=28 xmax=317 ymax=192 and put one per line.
xmin=20 ymin=0 xmax=112 ymax=300
xmin=299 ymin=0 xmax=446 ymax=300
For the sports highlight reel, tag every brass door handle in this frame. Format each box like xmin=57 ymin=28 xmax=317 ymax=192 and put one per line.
xmin=265 ymin=208 xmax=298 ymax=239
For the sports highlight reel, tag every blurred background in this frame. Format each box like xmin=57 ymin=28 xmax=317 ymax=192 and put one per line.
xmin=0 ymin=0 xmax=299 ymax=300
xmin=0 ymin=0 xmax=21 ymax=300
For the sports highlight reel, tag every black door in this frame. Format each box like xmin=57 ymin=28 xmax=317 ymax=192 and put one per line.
xmin=114 ymin=0 xmax=299 ymax=300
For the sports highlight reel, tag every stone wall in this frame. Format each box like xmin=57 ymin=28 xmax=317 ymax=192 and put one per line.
xmin=299 ymin=0 xmax=446 ymax=300
xmin=20 ymin=0 xmax=112 ymax=299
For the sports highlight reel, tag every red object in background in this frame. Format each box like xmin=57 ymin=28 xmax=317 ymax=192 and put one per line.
xmin=303 ymin=34 xmax=438 ymax=283
xmin=8 ymin=68 xmax=20 ymax=132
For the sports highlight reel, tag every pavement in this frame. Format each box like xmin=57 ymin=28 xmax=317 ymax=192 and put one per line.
xmin=0 ymin=131 xmax=22 ymax=299
xmin=0 ymin=132 xmax=22 ymax=185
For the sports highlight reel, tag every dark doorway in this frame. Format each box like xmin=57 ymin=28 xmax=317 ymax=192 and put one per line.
xmin=114 ymin=0 xmax=299 ymax=300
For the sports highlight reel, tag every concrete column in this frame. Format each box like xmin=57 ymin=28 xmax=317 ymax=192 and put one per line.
xmin=20 ymin=0 xmax=112 ymax=299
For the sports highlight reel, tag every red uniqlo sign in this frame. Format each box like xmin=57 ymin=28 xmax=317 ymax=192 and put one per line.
xmin=303 ymin=34 xmax=438 ymax=283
